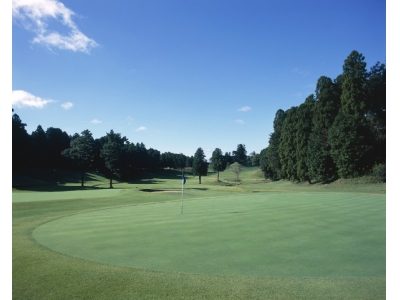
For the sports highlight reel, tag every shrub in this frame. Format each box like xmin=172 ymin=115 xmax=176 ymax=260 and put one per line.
xmin=371 ymin=163 xmax=386 ymax=182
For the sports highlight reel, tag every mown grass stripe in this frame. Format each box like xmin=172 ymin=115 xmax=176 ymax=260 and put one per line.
xmin=33 ymin=192 xmax=385 ymax=278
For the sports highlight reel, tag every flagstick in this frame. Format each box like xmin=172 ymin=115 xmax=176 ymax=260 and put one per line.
xmin=181 ymin=179 xmax=184 ymax=214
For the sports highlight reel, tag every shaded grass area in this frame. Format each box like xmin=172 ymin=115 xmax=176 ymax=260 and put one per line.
xmin=13 ymin=167 xmax=386 ymax=299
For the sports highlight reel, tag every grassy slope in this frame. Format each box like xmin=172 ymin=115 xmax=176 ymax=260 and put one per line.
xmin=12 ymin=168 xmax=386 ymax=299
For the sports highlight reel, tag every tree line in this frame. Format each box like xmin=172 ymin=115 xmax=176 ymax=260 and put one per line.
xmin=259 ymin=50 xmax=385 ymax=183
xmin=12 ymin=110 xmax=257 ymax=186
xmin=12 ymin=117 xmax=195 ymax=187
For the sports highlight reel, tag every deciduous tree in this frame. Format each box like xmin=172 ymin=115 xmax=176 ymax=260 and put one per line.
xmin=62 ymin=130 xmax=95 ymax=186
xmin=229 ymin=162 xmax=243 ymax=181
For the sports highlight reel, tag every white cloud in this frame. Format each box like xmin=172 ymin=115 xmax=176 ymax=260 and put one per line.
xmin=12 ymin=90 xmax=55 ymax=108
xmin=126 ymin=116 xmax=134 ymax=125
xmin=293 ymin=67 xmax=309 ymax=76
xmin=235 ymin=119 xmax=245 ymax=124
xmin=91 ymin=119 xmax=101 ymax=124
xmin=61 ymin=102 xmax=73 ymax=110
xmin=238 ymin=106 xmax=251 ymax=112
xmin=135 ymin=126 xmax=147 ymax=131
xmin=12 ymin=0 xmax=98 ymax=53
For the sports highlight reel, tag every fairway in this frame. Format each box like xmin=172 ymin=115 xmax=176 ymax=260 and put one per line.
xmin=33 ymin=192 xmax=385 ymax=278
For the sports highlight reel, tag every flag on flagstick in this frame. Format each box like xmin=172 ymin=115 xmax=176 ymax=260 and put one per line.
xmin=182 ymin=173 xmax=186 ymax=185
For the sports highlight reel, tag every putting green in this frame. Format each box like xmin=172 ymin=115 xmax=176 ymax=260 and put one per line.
xmin=33 ymin=193 xmax=385 ymax=277
xmin=12 ymin=189 xmax=124 ymax=202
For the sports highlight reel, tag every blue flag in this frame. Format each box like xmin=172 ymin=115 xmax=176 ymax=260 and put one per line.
xmin=182 ymin=173 xmax=186 ymax=185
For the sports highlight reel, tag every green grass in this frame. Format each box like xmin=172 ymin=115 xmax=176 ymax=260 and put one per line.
xmin=13 ymin=168 xmax=386 ymax=299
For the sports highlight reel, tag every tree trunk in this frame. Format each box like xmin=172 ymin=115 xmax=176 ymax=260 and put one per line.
xmin=81 ymin=169 xmax=84 ymax=187
xmin=217 ymin=171 xmax=219 ymax=182
xmin=109 ymin=170 xmax=113 ymax=188
xmin=199 ymin=175 xmax=201 ymax=184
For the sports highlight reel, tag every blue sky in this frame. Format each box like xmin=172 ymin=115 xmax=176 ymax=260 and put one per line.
xmin=11 ymin=0 xmax=386 ymax=159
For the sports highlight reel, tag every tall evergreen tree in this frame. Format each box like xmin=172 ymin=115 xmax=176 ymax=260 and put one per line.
xmin=264 ymin=109 xmax=287 ymax=180
xmin=233 ymin=144 xmax=247 ymax=165
xmin=294 ymin=95 xmax=315 ymax=183
xmin=306 ymin=133 xmax=333 ymax=182
xmin=45 ymin=127 xmax=70 ymax=168
xmin=192 ymin=147 xmax=208 ymax=184
xmin=259 ymin=148 xmax=270 ymax=178
xmin=12 ymin=112 xmax=30 ymax=173
xmin=306 ymin=76 xmax=341 ymax=182
xmin=279 ymin=106 xmax=299 ymax=181
xmin=147 ymin=148 xmax=160 ymax=170
xmin=328 ymin=111 xmax=370 ymax=178
xmin=210 ymin=148 xmax=227 ymax=181
xmin=100 ymin=130 xmax=127 ymax=188
xmin=365 ymin=61 xmax=386 ymax=165
xmin=340 ymin=50 xmax=368 ymax=117
xmin=31 ymin=125 xmax=48 ymax=167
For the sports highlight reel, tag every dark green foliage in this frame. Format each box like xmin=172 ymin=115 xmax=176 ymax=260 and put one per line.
xmin=250 ymin=153 xmax=260 ymax=166
xmin=294 ymin=95 xmax=315 ymax=182
xmin=233 ymin=144 xmax=247 ymax=165
xmin=62 ymin=130 xmax=95 ymax=186
xmin=224 ymin=152 xmax=234 ymax=165
xmin=100 ymin=130 xmax=127 ymax=188
xmin=173 ymin=153 xmax=187 ymax=170
xmin=192 ymin=147 xmax=208 ymax=184
xmin=371 ymin=163 xmax=386 ymax=182
xmin=30 ymin=125 xmax=48 ymax=167
xmin=267 ymin=50 xmax=385 ymax=182
xmin=306 ymin=132 xmax=336 ymax=182
xmin=328 ymin=112 xmax=370 ymax=178
xmin=147 ymin=148 xmax=161 ymax=170
xmin=313 ymin=76 xmax=342 ymax=130
xmin=210 ymin=148 xmax=227 ymax=181
xmin=45 ymin=127 xmax=70 ymax=168
xmin=340 ymin=50 xmax=368 ymax=117
xmin=279 ymin=106 xmax=299 ymax=181
xmin=185 ymin=156 xmax=194 ymax=168
xmin=366 ymin=62 xmax=386 ymax=121
xmin=12 ymin=113 xmax=30 ymax=173
xmin=306 ymin=76 xmax=341 ymax=182
xmin=159 ymin=152 xmax=189 ymax=170
xmin=365 ymin=62 xmax=386 ymax=165
xmin=278 ymin=97 xmax=315 ymax=182
xmin=259 ymin=148 xmax=270 ymax=179
xmin=262 ymin=109 xmax=286 ymax=180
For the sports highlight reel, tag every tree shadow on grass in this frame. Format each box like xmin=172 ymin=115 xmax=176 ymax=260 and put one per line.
xmin=14 ymin=185 xmax=107 ymax=192
xmin=140 ymin=187 xmax=208 ymax=192
xmin=12 ymin=168 xmax=109 ymax=192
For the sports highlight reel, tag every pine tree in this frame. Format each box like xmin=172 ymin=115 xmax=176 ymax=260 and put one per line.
xmin=192 ymin=147 xmax=208 ymax=184
xmin=211 ymin=148 xmax=227 ymax=181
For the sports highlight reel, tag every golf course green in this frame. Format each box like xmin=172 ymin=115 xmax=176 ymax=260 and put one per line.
xmin=33 ymin=192 xmax=385 ymax=277
xmin=13 ymin=168 xmax=386 ymax=299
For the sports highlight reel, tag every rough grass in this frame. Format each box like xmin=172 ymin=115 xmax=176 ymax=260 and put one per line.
xmin=12 ymin=168 xmax=386 ymax=299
